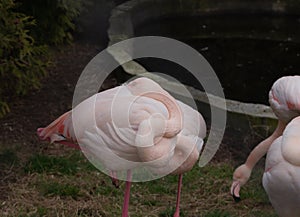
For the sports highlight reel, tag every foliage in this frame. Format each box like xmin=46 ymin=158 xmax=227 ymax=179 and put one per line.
xmin=0 ymin=0 xmax=48 ymax=117
xmin=18 ymin=0 xmax=87 ymax=45
xmin=0 ymin=0 xmax=89 ymax=118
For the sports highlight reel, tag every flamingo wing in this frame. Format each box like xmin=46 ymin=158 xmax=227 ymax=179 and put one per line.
xmin=263 ymin=117 xmax=300 ymax=217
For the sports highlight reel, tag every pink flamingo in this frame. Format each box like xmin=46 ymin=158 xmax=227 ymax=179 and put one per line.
xmin=231 ymin=76 xmax=300 ymax=202
xmin=262 ymin=116 xmax=300 ymax=217
xmin=37 ymin=77 xmax=206 ymax=217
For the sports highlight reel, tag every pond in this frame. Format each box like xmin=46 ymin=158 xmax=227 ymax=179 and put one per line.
xmin=134 ymin=14 xmax=300 ymax=104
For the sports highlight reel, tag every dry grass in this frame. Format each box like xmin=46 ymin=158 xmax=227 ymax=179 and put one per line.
xmin=0 ymin=143 xmax=277 ymax=217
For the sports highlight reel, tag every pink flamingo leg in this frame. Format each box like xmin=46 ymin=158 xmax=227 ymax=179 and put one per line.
xmin=122 ymin=170 xmax=132 ymax=217
xmin=173 ymin=174 xmax=183 ymax=217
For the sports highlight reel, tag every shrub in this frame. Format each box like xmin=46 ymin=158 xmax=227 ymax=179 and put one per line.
xmin=0 ymin=0 xmax=48 ymax=117
xmin=18 ymin=0 xmax=87 ymax=45
xmin=0 ymin=0 xmax=89 ymax=117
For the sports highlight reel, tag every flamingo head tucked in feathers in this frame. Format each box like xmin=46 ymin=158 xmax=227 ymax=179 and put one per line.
xmin=37 ymin=112 xmax=79 ymax=149
xmin=37 ymin=127 xmax=80 ymax=150
xmin=37 ymin=127 xmax=67 ymax=144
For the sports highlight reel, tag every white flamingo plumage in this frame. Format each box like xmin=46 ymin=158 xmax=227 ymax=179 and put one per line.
xmin=230 ymin=75 xmax=300 ymax=216
xmin=37 ymin=77 xmax=206 ymax=217
xmin=263 ymin=116 xmax=300 ymax=217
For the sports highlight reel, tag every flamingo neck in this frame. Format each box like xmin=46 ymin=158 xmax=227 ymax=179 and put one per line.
xmin=245 ymin=120 xmax=286 ymax=170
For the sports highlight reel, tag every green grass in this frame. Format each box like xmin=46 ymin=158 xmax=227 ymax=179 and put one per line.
xmin=25 ymin=154 xmax=78 ymax=175
xmin=94 ymin=181 xmax=121 ymax=196
xmin=145 ymin=179 xmax=174 ymax=194
xmin=38 ymin=181 xmax=80 ymax=199
xmin=24 ymin=152 xmax=96 ymax=175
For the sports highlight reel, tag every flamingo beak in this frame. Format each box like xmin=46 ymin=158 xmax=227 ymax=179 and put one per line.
xmin=230 ymin=180 xmax=241 ymax=202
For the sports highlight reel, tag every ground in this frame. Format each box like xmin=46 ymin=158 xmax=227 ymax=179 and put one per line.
xmin=0 ymin=41 xmax=277 ymax=216
xmin=0 ymin=42 xmax=100 ymax=196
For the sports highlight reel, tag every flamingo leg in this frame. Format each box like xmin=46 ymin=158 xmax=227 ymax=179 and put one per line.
xmin=110 ymin=171 xmax=119 ymax=188
xmin=122 ymin=170 xmax=132 ymax=217
xmin=173 ymin=174 xmax=183 ymax=217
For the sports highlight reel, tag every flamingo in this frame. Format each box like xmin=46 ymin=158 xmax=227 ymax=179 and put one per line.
xmin=37 ymin=77 xmax=206 ymax=217
xmin=262 ymin=116 xmax=300 ymax=217
xmin=230 ymin=75 xmax=300 ymax=202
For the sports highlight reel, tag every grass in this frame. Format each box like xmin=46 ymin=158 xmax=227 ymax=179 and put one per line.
xmin=203 ymin=210 xmax=232 ymax=217
xmin=24 ymin=152 xmax=97 ymax=175
xmin=0 ymin=147 xmax=277 ymax=217
xmin=38 ymin=181 xmax=81 ymax=198
xmin=159 ymin=207 xmax=184 ymax=217
xmin=0 ymin=149 xmax=18 ymax=165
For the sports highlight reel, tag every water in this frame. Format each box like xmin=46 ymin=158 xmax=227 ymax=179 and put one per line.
xmin=134 ymin=14 xmax=300 ymax=104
